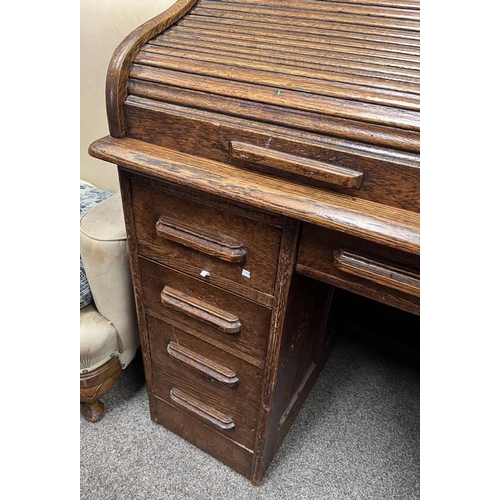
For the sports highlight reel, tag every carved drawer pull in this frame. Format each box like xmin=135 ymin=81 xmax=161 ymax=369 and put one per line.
xmin=167 ymin=342 xmax=239 ymax=387
xmin=230 ymin=141 xmax=363 ymax=188
xmin=170 ymin=388 xmax=235 ymax=430
xmin=160 ymin=286 xmax=242 ymax=334
xmin=333 ymin=249 xmax=420 ymax=297
xmin=156 ymin=217 xmax=246 ymax=263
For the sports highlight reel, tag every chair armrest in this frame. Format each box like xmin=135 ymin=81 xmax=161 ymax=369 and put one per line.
xmin=80 ymin=193 xmax=139 ymax=368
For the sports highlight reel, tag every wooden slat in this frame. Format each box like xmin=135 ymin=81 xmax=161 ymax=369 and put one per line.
xmin=190 ymin=6 xmax=419 ymax=38
xmin=152 ymin=34 xmax=420 ymax=74
xmin=125 ymin=93 xmax=421 ymax=163
xmin=197 ymin=10 xmax=420 ymax=40
xmin=134 ymin=52 xmax=419 ymax=110
xmin=157 ymin=31 xmax=419 ymax=71
xmin=128 ymin=81 xmax=420 ymax=152
xmin=193 ymin=10 xmax=420 ymax=40
xmin=216 ymin=1 xmax=419 ymax=21
xmin=177 ymin=18 xmax=420 ymax=55
xmin=196 ymin=2 xmax=420 ymax=30
xmin=308 ymin=0 xmax=419 ymax=8
xmin=139 ymin=46 xmax=419 ymax=94
xmin=184 ymin=14 xmax=420 ymax=47
xmin=129 ymin=65 xmax=420 ymax=130
xmin=89 ymin=136 xmax=420 ymax=255
xmin=226 ymin=0 xmax=420 ymax=13
xmin=166 ymin=25 xmax=419 ymax=63
xmin=148 ymin=39 xmax=419 ymax=83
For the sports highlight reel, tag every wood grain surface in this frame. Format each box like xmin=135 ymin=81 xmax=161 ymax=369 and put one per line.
xmin=105 ymin=0 xmax=198 ymax=136
xmin=126 ymin=0 xmax=420 ymax=155
xmin=90 ymin=136 xmax=420 ymax=255
xmin=129 ymin=174 xmax=284 ymax=299
xmin=148 ymin=313 xmax=264 ymax=449
xmin=138 ymin=255 xmax=273 ymax=364
xmin=95 ymin=0 xmax=420 ymax=485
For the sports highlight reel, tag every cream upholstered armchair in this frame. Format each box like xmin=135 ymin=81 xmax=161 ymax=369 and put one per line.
xmin=80 ymin=183 xmax=140 ymax=422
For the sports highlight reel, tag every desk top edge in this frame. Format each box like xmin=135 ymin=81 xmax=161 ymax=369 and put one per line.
xmin=90 ymin=136 xmax=420 ymax=255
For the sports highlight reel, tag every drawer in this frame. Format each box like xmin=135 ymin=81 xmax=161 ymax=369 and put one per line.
xmin=130 ymin=177 xmax=283 ymax=301
xmin=147 ymin=314 xmax=263 ymax=450
xmin=138 ymin=256 xmax=272 ymax=364
xmin=125 ymin=96 xmax=420 ymax=212
xmin=153 ymin=395 xmax=254 ymax=480
xmin=296 ymin=224 xmax=420 ymax=314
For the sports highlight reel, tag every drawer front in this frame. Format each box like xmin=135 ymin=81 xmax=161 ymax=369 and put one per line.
xmin=130 ymin=177 xmax=283 ymax=300
xmin=296 ymin=224 xmax=420 ymax=314
xmin=153 ymin=395 xmax=254 ymax=480
xmin=148 ymin=314 xmax=262 ymax=450
xmin=138 ymin=256 xmax=272 ymax=364
xmin=125 ymin=97 xmax=420 ymax=212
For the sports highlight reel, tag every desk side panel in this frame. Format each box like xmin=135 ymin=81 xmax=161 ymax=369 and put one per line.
xmin=253 ymin=274 xmax=335 ymax=482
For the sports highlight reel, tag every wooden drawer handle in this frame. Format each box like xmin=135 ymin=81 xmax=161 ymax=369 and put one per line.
xmin=161 ymin=286 xmax=242 ymax=334
xmin=156 ymin=217 xmax=246 ymax=263
xmin=333 ymin=249 xmax=420 ymax=296
xmin=230 ymin=141 xmax=363 ymax=188
xmin=167 ymin=342 xmax=239 ymax=387
xmin=170 ymin=388 xmax=235 ymax=430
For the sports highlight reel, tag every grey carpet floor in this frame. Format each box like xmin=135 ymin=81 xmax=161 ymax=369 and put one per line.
xmin=80 ymin=328 xmax=419 ymax=500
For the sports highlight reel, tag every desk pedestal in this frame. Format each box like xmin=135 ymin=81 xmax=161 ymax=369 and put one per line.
xmin=119 ymin=170 xmax=345 ymax=484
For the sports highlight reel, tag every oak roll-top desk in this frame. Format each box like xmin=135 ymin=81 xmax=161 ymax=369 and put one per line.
xmin=89 ymin=0 xmax=419 ymax=485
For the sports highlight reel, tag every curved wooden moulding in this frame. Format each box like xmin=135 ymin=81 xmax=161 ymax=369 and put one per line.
xmin=106 ymin=0 xmax=199 ymax=137
xmin=80 ymin=356 xmax=122 ymax=422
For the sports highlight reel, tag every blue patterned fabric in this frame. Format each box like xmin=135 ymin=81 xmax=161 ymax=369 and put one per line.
xmin=80 ymin=183 xmax=113 ymax=308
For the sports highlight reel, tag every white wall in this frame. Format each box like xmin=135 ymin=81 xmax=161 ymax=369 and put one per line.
xmin=80 ymin=0 xmax=176 ymax=191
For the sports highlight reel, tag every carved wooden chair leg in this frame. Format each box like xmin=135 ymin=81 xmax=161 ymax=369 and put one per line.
xmin=81 ymin=399 xmax=105 ymax=423
xmin=80 ymin=356 xmax=122 ymax=422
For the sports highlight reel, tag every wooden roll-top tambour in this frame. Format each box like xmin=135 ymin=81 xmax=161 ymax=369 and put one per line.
xmin=104 ymin=0 xmax=419 ymax=154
